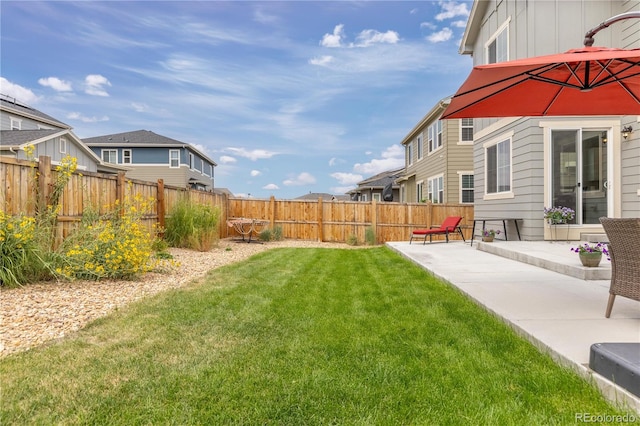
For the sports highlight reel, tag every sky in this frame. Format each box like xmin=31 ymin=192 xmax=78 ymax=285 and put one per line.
xmin=1 ymin=1 xmax=474 ymax=199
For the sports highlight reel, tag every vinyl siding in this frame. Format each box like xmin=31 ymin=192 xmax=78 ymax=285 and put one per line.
xmin=0 ymin=111 xmax=66 ymax=131
xmin=16 ymin=137 xmax=98 ymax=173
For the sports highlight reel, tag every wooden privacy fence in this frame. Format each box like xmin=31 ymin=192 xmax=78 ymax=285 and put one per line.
xmin=1 ymin=156 xmax=474 ymax=245
xmin=226 ymin=197 xmax=474 ymax=243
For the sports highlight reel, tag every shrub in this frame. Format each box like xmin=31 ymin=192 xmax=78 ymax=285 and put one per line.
xmin=364 ymin=226 xmax=376 ymax=246
xmin=259 ymin=226 xmax=283 ymax=242
xmin=56 ymin=193 xmax=169 ymax=280
xmin=164 ymin=199 xmax=220 ymax=251
xmin=346 ymin=234 xmax=359 ymax=246
xmin=0 ymin=212 xmax=43 ymax=287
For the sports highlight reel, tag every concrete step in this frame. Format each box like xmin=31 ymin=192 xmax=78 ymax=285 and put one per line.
xmin=581 ymin=233 xmax=609 ymax=243
xmin=475 ymin=241 xmax=611 ymax=280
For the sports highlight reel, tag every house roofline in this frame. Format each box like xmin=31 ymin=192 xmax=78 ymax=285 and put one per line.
xmin=400 ymin=96 xmax=451 ymax=146
xmin=459 ymin=0 xmax=490 ymax=55
xmin=0 ymin=101 xmax=72 ymax=130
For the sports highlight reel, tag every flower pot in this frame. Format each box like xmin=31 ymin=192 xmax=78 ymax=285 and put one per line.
xmin=482 ymin=236 xmax=494 ymax=242
xmin=579 ymin=252 xmax=602 ymax=267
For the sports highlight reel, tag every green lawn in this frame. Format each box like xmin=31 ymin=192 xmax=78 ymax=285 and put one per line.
xmin=0 ymin=247 xmax=632 ymax=424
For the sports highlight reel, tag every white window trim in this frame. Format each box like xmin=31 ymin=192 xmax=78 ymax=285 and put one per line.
xmin=169 ymin=149 xmax=180 ymax=168
xmin=101 ymin=149 xmax=117 ymax=164
xmin=122 ymin=149 xmax=132 ymax=164
xmin=485 ymin=17 xmax=511 ymax=64
xmin=189 ymin=152 xmax=195 ymax=170
xmin=416 ymin=180 xmax=424 ymax=202
xmin=59 ymin=138 xmax=67 ymax=154
xmin=427 ymin=174 xmax=444 ymax=203
xmin=457 ymin=171 xmax=474 ymax=204
xmin=407 ymin=142 xmax=414 ymax=166
xmin=10 ymin=117 xmax=21 ymax=130
xmin=372 ymin=193 xmax=381 ymax=202
xmin=427 ymin=120 xmax=443 ymax=155
xmin=483 ymin=131 xmax=514 ymax=200
xmin=458 ymin=118 xmax=474 ymax=145
xmin=416 ymin=134 xmax=423 ymax=161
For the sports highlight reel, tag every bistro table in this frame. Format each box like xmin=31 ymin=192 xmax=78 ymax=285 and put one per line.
xmin=471 ymin=218 xmax=522 ymax=246
xmin=226 ymin=218 xmax=270 ymax=243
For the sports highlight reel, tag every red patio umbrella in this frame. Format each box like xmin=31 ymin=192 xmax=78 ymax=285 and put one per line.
xmin=441 ymin=46 xmax=640 ymax=119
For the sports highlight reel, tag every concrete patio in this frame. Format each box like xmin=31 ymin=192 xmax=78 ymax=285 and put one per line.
xmin=386 ymin=239 xmax=640 ymax=413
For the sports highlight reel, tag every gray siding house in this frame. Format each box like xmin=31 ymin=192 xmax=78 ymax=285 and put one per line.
xmin=84 ymin=130 xmax=217 ymax=191
xmin=397 ymin=96 xmax=474 ymax=204
xmin=348 ymin=168 xmax=403 ymax=202
xmin=460 ymin=0 xmax=640 ymax=241
xmin=0 ymin=95 xmax=123 ymax=174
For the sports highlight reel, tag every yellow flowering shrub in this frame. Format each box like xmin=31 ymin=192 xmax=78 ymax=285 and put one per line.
xmin=57 ymin=192 xmax=175 ymax=280
xmin=0 ymin=211 xmax=39 ymax=286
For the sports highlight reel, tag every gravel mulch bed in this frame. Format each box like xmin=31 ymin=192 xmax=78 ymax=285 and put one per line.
xmin=1 ymin=239 xmax=364 ymax=358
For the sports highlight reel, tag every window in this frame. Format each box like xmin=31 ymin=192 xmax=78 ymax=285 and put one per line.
xmin=10 ymin=117 xmax=21 ymax=130
xmin=461 ymin=118 xmax=473 ymax=142
xmin=460 ymin=173 xmax=474 ymax=203
xmin=428 ymin=175 xmax=444 ymax=203
xmin=407 ymin=142 xmax=413 ymax=166
xmin=59 ymin=138 xmax=67 ymax=154
xmin=361 ymin=193 xmax=368 ymax=202
xmin=122 ymin=149 xmax=132 ymax=164
xmin=400 ymin=184 xmax=406 ymax=203
xmin=101 ymin=149 xmax=117 ymax=164
xmin=486 ymin=20 xmax=509 ymax=64
xmin=169 ymin=150 xmax=180 ymax=168
xmin=416 ymin=134 xmax=423 ymax=160
xmin=485 ymin=138 xmax=511 ymax=194
xmin=373 ymin=193 xmax=381 ymax=202
xmin=189 ymin=153 xmax=195 ymax=170
xmin=428 ymin=120 xmax=443 ymax=153
xmin=417 ymin=181 xmax=424 ymax=202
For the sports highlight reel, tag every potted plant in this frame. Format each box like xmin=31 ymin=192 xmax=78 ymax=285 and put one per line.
xmin=543 ymin=206 xmax=575 ymax=224
xmin=482 ymin=229 xmax=500 ymax=242
xmin=571 ymin=243 xmax=610 ymax=267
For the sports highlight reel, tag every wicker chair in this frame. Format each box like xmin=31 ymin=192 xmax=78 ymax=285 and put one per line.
xmin=599 ymin=217 xmax=640 ymax=318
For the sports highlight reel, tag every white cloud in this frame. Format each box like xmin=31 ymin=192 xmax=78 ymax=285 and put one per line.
xmin=330 ymin=172 xmax=362 ymax=185
xmin=0 ymin=78 xmax=39 ymax=104
xmin=309 ymin=55 xmax=334 ymax=66
xmin=427 ymin=28 xmax=453 ymax=43
xmin=84 ymin=74 xmax=111 ymax=96
xmin=283 ymin=172 xmax=316 ymax=186
xmin=38 ymin=76 xmax=72 ymax=92
xmin=253 ymin=8 xmax=279 ymax=24
xmin=321 ymin=24 xmax=344 ymax=47
xmin=420 ymin=22 xmax=437 ymax=30
xmin=225 ymin=147 xmax=278 ymax=161
xmin=130 ymin=102 xmax=149 ymax=112
xmin=67 ymin=112 xmax=109 ymax=123
xmin=329 ymin=157 xmax=345 ymax=167
xmin=331 ymin=185 xmax=356 ymax=195
xmin=353 ymin=145 xmax=404 ymax=175
xmin=355 ymin=30 xmax=400 ymax=47
xmin=452 ymin=20 xmax=468 ymax=28
xmin=435 ymin=1 xmax=470 ymax=21
xmin=250 ymin=170 xmax=261 ymax=177
xmin=262 ymin=183 xmax=279 ymax=190
xmin=218 ymin=155 xmax=237 ymax=164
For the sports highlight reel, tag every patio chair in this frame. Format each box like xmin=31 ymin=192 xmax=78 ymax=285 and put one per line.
xmin=410 ymin=216 xmax=465 ymax=244
xmin=599 ymin=217 xmax=640 ymax=318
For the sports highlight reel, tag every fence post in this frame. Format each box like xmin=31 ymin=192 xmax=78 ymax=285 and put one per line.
xmin=157 ymin=179 xmax=165 ymax=234
xmin=317 ymin=197 xmax=324 ymax=242
xmin=116 ymin=172 xmax=126 ymax=215
xmin=37 ymin=155 xmax=52 ymax=213
xmin=269 ymin=195 xmax=276 ymax=229
xmin=371 ymin=199 xmax=377 ymax=243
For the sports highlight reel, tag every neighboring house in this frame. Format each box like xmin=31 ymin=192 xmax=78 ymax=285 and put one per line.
xmin=459 ymin=0 xmax=640 ymax=241
xmin=348 ymin=168 xmax=403 ymax=202
xmin=0 ymin=95 xmax=124 ymax=174
xmin=295 ymin=192 xmax=350 ymax=201
xmin=397 ymin=96 xmax=474 ymax=204
xmin=84 ymin=130 xmax=217 ymax=191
